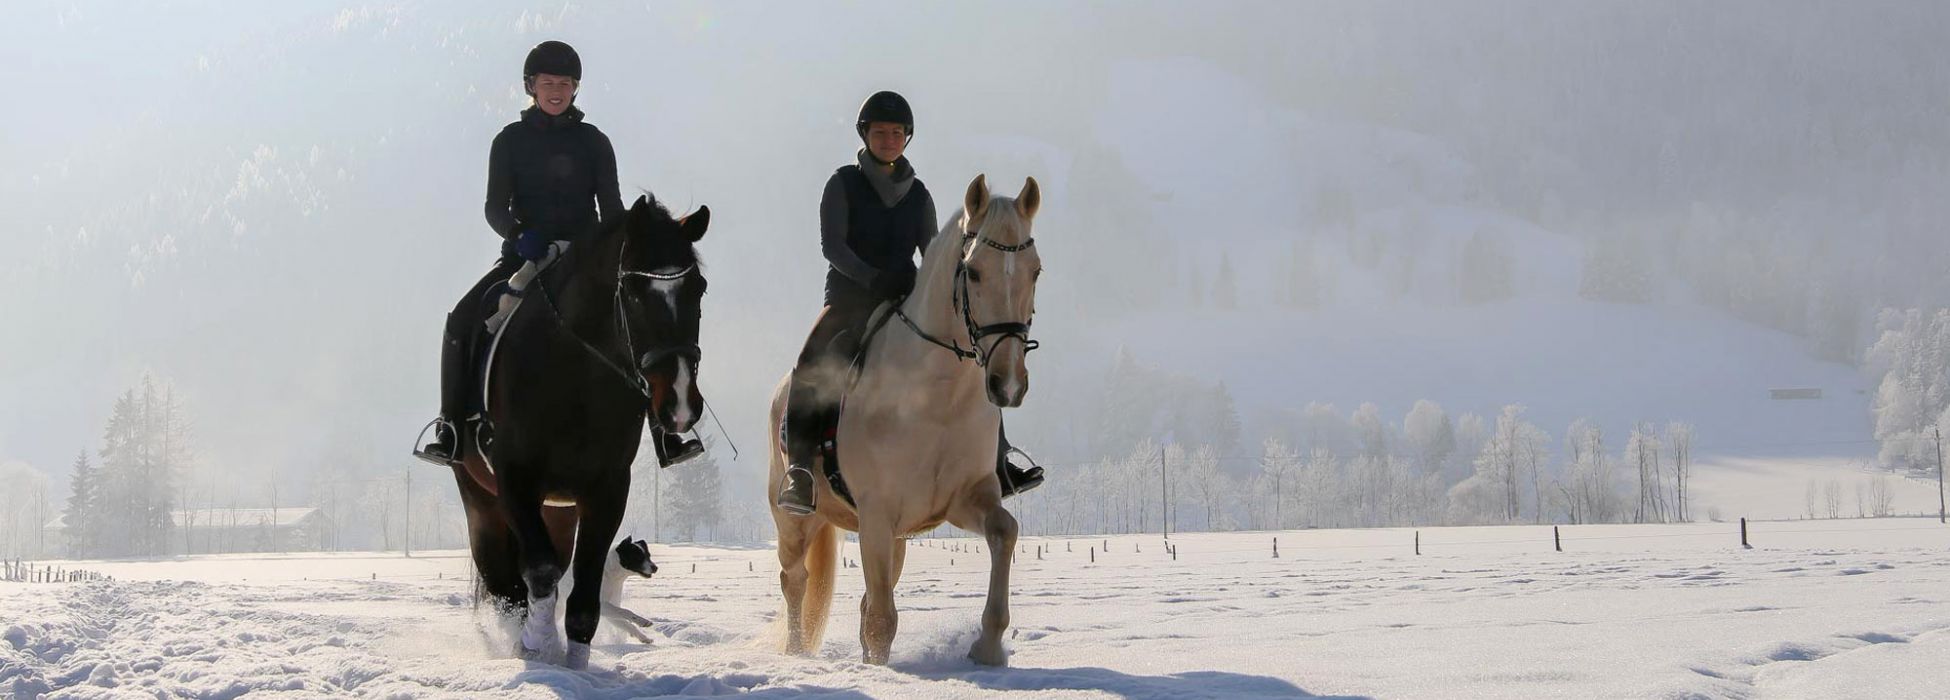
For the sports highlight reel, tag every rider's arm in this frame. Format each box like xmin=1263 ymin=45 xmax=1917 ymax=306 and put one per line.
xmin=484 ymin=129 xmax=519 ymax=239
xmin=913 ymin=195 xmax=938 ymax=261
xmin=589 ymin=128 xmax=625 ymax=227
xmin=821 ymin=173 xmax=884 ymax=285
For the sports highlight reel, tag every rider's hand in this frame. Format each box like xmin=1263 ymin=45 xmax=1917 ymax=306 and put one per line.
xmin=515 ymin=230 xmax=551 ymax=262
xmin=872 ymin=265 xmax=917 ymax=300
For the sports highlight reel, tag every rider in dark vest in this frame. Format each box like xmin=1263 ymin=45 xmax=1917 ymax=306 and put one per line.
xmin=775 ymin=91 xmax=1044 ymax=515
xmin=414 ymin=41 xmax=701 ymax=469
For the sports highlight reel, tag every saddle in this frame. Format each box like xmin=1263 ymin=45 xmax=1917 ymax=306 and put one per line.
xmin=806 ymin=300 xmax=902 ymax=509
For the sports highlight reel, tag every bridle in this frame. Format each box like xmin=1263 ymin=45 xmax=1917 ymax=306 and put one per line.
xmin=534 ymin=242 xmax=700 ymax=406
xmin=896 ymin=230 xmax=1040 ymax=367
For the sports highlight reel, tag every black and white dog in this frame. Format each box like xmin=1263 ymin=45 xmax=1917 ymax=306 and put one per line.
xmin=601 ymin=537 xmax=660 ymax=643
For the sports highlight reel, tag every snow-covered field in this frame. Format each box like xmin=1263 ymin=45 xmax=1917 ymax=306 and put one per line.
xmin=5 ymin=519 xmax=1948 ymax=699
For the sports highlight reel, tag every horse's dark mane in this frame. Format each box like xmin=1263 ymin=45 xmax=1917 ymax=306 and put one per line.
xmin=632 ymin=190 xmax=677 ymax=227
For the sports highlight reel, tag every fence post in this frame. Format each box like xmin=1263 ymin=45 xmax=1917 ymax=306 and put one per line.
xmin=1089 ymin=547 xmax=1095 ymax=563
xmin=1740 ymin=517 xmax=1751 ymax=549
xmin=1554 ymin=526 xmax=1562 ymax=552
xmin=1415 ymin=531 xmax=1421 ymax=556
xmin=1272 ymin=537 xmax=1280 ymax=559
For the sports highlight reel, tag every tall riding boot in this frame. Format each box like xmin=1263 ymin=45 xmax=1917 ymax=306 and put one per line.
xmin=996 ymin=421 xmax=1044 ymax=497
xmin=654 ymin=427 xmax=704 ymax=468
xmin=414 ymin=313 xmax=470 ymax=467
xmin=776 ymin=370 xmax=825 ymax=515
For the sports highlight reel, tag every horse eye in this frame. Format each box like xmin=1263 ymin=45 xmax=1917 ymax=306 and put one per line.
xmin=967 ymin=269 xmax=983 ymax=283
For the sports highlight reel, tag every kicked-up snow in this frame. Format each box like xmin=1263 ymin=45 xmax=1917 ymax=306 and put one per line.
xmin=3 ymin=519 xmax=1948 ymax=698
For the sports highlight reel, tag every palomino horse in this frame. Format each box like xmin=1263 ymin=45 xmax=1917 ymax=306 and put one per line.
xmin=448 ymin=194 xmax=710 ymax=669
xmin=769 ymin=174 xmax=1042 ymax=666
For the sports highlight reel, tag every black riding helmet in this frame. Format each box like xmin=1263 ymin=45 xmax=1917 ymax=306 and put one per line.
xmin=855 ymin=90 xmax=914 ymax=141
xmin=524 ymin=40 xmax=582 ymax=85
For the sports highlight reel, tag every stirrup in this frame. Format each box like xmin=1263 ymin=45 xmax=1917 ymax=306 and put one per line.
xmin=657 ymin=434 xmax=704 ymax=468
xmin=411 ymin=418 xmax=463 ymax=468
xmin=1000 ymin=447 xmax=1045 ymax=497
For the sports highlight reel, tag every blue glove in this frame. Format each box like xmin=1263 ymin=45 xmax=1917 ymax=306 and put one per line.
xmin=514 ymin=230 xmax=550 ymax=262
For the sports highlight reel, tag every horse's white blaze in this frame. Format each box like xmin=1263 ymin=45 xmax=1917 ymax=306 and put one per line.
xmin=649 ymin=275 xmax=682 ymax=320
xmin=647 ymin=272 xmax=696 ymax=430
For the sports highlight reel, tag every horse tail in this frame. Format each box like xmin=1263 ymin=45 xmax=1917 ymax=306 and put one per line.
xmin=799 ymin=521 xmax=840 ymax=649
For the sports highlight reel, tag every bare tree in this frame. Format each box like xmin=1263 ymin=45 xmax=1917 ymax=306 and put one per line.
xmin=1823 ymin=479 xmax=1843 ymax=519
xmin=1869 ymin=476 xmax=1896 ymax=517
xmin=1667 ymin=423 xmax=1692 ymax=521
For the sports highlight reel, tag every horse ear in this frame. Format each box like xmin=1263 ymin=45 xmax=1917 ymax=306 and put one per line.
xmin=678 ymin=205 xmax=710 ymax=242
xmin=1015 ymin=176 xmax=1040 ymax=220
xmin=628 ymin=196 xmax=652 ymax=230
xmin=964 ymin=174 xmax=989 ymax=219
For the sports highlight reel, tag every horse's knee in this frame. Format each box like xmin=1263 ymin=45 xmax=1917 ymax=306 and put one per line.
xmin=989 ymin=510 xmax=1019 ymax=540
xmin=523 ymin=561 xmax=564 ymax=599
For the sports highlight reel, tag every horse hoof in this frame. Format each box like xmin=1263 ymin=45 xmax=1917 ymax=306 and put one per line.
xmin=967 ymin=638 xmax=1009 ymax=667
xmin=564 ymin=641 xmax=591 ymax=670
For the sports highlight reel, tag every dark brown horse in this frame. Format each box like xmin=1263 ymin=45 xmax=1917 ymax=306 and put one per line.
xmin=449 ymin=194 xmax=709 ymax=669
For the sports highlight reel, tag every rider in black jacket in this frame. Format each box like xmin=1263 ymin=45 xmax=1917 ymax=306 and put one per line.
xmin=415 ymin=41 xmax=701 ymax=469
xmin=774 ymin=91 xmax=1043 ymax=515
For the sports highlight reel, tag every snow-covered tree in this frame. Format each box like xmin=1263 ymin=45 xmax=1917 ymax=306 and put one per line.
xmin=1183 ymin=445 xmax=1227 ymax=531
xmin=1666 ymin=423 xmax=1693 ymax=522
xmin=1402 ymin=400 xmax=1456 ymax=475
xmin=92 ymin=376 xmax=193 ymax=557
xmin=1256 ymin=438 xmax=1302 ymax=530
xmin=662 ymin=446 xmax=725 ymax=542
xmin=1302 ymin=402 xmax=1348 ymax=457
xmin=1626 ymin=423 xmax=1667 ymax=523
xmin=63 ymin=450 xmax=98 ymax=556
xmin=0 ymin=462 xmax=50 ymax=559
xmin=1579 ymin=233 xmax=1655 ymax=303
xmin=1350 ymin=402 xmax=1389 ymax=459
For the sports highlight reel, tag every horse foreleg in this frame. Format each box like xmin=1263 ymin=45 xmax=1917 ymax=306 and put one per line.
xmin=857 ymin=522 xmax=904 ymax=665
xmin=954 ymin=497 xmax=1019 ymax=666
xmin=562 ymin=484 xmax=626 ymax=670
xmin=451 ymin=464 xmax=526 ymax=612
xmin=775 ymin=514 xmax=813 ymax=654
xmin=497 ymin=475 xmax=565 ymax=662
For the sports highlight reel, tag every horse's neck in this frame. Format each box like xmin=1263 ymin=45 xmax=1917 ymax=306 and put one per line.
xmin=556 ymin=232 xmax=624 ymax=337
xmin=886 ymin=236 xmax=979 ymax=382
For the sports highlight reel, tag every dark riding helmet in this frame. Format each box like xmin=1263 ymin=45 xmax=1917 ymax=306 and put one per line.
xmin=855 ymin=90 xmax=914 ymax=139
xmin=524 ymin=40 xmax=582 ymax=81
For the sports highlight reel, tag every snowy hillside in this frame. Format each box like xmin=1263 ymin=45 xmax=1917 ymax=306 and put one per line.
xmin=6 ymin=521 xmax=1950 ymax=698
